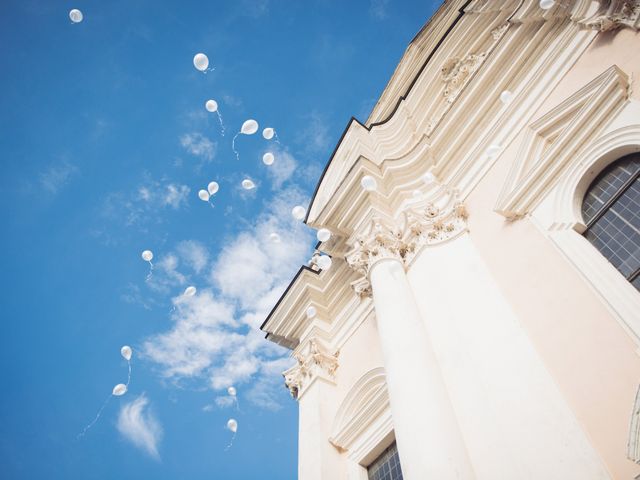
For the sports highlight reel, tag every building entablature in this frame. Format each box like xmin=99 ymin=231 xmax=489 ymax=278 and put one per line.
xmin=307 ymin=0 xmax=635 ymax=237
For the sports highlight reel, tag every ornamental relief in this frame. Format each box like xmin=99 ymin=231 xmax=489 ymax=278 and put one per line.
xmin=441 ymin=52 xmax=487 ymax=104
xmin=345 ymin=197 xmax=469 ymax=298
xmin=582 ymin=0 xmax=640 ymax=31
xmin=283 ymin=338 xmax=339 ymax=400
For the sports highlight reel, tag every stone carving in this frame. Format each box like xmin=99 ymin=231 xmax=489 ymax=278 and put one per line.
xmin=283 ymin=338 xmax=339 ymax=400
xmin=491 ymin=23 xmax=509 ymax=40
xmin=441 ymin=52 xmax=487 ymax=103
xmin=583 ymin=0 xmax=640 ymax=31
xmin=345 ymin=192 xmax=469 ymax=297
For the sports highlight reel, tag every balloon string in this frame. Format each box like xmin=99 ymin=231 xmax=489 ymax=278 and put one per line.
xmin=145 ymin=261 xmax=154 ymax=282
xmin=232 ymin=133 xmax=240 ymax=161
xmin=208 ymin=200 xmax=215 ymax=209
xmin=126 ymin=360 xmax=131 ymax=388
xmin=274 ymin=131 xmax=281 ymax=145
xmin=224 ymin=432 xmax=236 ymax=451
xmin=77 ymin=393 xmax=112 ymax=439
xmin=216 ymin=112 xmax=225 ymax=136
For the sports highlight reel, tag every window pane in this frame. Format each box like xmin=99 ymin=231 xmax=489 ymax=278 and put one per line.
xmin=582 ymin=154 xmax=640 ymax=292
xmin=582 ymin=154 xmax=640 ymax=224
xmin=367 ymin=441 xmax=404 ymax=480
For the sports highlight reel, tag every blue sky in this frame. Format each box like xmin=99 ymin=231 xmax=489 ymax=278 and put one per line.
xmin=0 ymin=1 xmax=439 ymax=478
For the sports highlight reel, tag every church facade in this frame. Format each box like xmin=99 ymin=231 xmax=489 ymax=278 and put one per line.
xmin=261 ymin=1 xmax=640 ymax=478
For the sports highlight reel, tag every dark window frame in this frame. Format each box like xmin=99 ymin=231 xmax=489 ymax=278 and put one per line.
xmin=581 ymin=153 xmax=640 ymax=289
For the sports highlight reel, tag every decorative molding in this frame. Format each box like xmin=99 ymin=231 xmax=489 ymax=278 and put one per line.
xmin=329 ymin=367 xmax=392 ymax=459
xmin=283 ymin=337 xmax=339 ymax=400
xmin=628 ymin=383 xmax=640 ymax=463
xmin=441 ymin=51 xmax=487 ymax=104
xmin=580 ymin=0 xmax=640 ymax=32
xmin=345 ymin=187 xmax=468 ymax=298
xmin=495 ymin=66 xmax=630 ymax=218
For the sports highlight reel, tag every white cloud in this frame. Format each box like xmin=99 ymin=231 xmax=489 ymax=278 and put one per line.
xmin=117 ymin=394 xmax=163 ymax=459
xmin=214 ymin=395 xmax=235 ymax=408
xmin=176 ymin=240 xmax=209 ymax=273
xmin=142 ymin=187 xmax=314 ymax=409
xmin=180 ymin=133 xmax=216 ymax=162
xmin=265 ymin=148 xmax=297 ymax=190
xmin=102 ymin=176 xmax=191 ymax=228
xmin=162 ymin=184 xmax=190 ymax=209
xmin=370 ymin=0 xmax=391 ymax=20
xmin=298 ymin=111 xmax=331 ymax=155
xmin=39 ymin=161 xmax=78 ymax=195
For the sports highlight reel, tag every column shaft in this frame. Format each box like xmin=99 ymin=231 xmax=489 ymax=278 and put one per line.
xmin=369 ymin=257 xmax=475 ymax=480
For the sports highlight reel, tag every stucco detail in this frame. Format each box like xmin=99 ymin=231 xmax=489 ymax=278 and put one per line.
xmin=345 ymin=196 xmax=468 ymax=298
xmin=283 ymin=338 xmax=339 ymax=400
xmin=582 ymin=0 xmax=640 ymax=32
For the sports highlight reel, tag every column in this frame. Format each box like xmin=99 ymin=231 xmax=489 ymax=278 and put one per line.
xmin=284 ymin=338 xmax=344 ymax=480
xmin=347 ymin=220 xmax=475 ymax=480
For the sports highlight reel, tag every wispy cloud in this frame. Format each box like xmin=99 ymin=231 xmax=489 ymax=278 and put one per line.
xmin=265 ymin=148 xmax=297 ymax=190
xmin=39 ymin=161 xmax=78 ymax=195
xmin=180 ymin=133 xmax=216 ymax=163
xmin=297 ymin=110 xmax=331 ymax=156
xmin=176 ymin=240 xmax=209 ymax=274
xmin=370 ymin=0 xmax=391 ymax=20
xmin=116 ymin=394 xmax=163 ymax=460
xmin=101 ymin=176 xmax=191 ymax=228
xmin=142 ymin=187 xmax=313 ymax=409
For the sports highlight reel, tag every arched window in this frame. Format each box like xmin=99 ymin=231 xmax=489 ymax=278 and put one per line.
xmin=581 ymin=153 xmax=640 ymax=291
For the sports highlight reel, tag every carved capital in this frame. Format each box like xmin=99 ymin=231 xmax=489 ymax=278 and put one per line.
xmin=582 ymin=0 xmax=640 ymax=31
xmin=345 ymin=190 xmax=469 ymax=298
xmin=283 ymin=338 xmax=339 ymax=400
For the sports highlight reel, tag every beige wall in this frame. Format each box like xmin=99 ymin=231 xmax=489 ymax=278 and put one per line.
xmin=465 ymin=26 xmax=640 ymax=478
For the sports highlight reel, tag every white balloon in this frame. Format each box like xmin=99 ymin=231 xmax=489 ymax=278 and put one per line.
xmin=241 ymin=179 xmax=256 ymax=190
xmin=539 ymin=0 xmax=555 ymax=9
xmin=486 ymin=144 xmax=501 ymax=158
xmin=422 ymin=171 xmax=436 ymax=184
xmin=184 ymin=286 xmax=197 ymax=297
xmin=227 ymin=418 xmax=238 ymax=433
xmin=316 ymin=255 xmax=332 ymax=271
xmin=141 ymin=250 xmax=153 ymax=262
xmin=205 ymin=99 xmax=218 ymax=112
xmin=227 ymin=386 xmax=237 ymax=397
xmin=317 ymin=228 xmax=331 ymax=243
xmin=193 ymin=53 xmax=209 ymax=71
xmin=291 ymin=205 xmax=306 ymax=221
xmin=500 ymin=90 xmax=513 ymax=105
xmin=306 ymin=306 xmax=317 ymax=318
xmin=240 ymin=119 xmax=259 ymax=135
xmin=120 ymin=346 xmax=132 ymax=361
xmin=69 ymin=9 xmax=83 ymax=23
xmin=198 ymin=189 xmax=210 ymax=201
xmin=269 ymin=232 xmax=281 ymax=243
xmin=361 ymin=175 xmax=377 ymax=191
xmin=262 ymin=128 xmax=274 ymax=140
xmin=262 ymin=152 xmax=275 ymax=166
xmin=207 ymin=181 xmax=219 ymax=195
xmin=112 ymin=384 xmax=127 ymax=396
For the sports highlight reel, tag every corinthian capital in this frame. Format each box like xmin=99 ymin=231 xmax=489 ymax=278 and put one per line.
xmin=345 ymin=220 xmax=408 ymax=297
xmin=344 ymin=188 xmax=468 ymax=298
xmin=283 ymin=338 xmax=339 ymax=400
xmin=581 ymin=0 xmax=640 ymax=31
